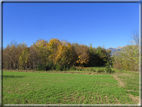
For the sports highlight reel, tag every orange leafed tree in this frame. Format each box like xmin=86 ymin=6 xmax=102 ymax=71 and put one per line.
xmin=55 ymin=41 xmax=75 ymax=67
xmin=73 ymin=44 xmax=90 ymax=66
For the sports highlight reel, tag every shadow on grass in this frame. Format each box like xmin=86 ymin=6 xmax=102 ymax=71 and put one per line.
xmin=3 ymin=75 xmax=25 ymax=78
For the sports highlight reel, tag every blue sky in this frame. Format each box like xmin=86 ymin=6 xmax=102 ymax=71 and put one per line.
xmin=3 ymin=3 xmax=139 ymax=49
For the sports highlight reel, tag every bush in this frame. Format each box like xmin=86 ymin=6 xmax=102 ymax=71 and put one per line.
xmin=97 ymin=69 xmax=101 ymax=73
xmin=66 ymin=67 xmax=69 ymax=71
xmin=85 ymin=69 xmax=89 ymax=71
xmin=63 ymin=65 xmax=67 ymax=71
xmin=82 ymin=69 xmax=85 ymax=71
xmin=46 ymin=62 xmax=54 ymax=70
xmin=51 ymin=66 xmax=55 ymax=70
xmin=101 ymin=69 xmax=105 ymax=72
xmin=93 ymin=69 xmax=96 ymax=72
xmin=105 ymin=61 xmax=114 ymax=73
xmin=112 ymin=71 xmax=115 ymax=73
xmin=37 ymin=63 xmax=46 ymax=71
xmin=97 ymin=69 xmax=105 ymax=73
xmin=69 ymin=65 xmax=76 ymax=71
xmin=89 ymin=68 xmax=96 ymax=72
xmin=55 ymin=63 xmax=62 ymax=71
xmin=90 ymin=68 xmax=94 ymax=71
xmin=76 ymin=68 xmax=82 ymax=71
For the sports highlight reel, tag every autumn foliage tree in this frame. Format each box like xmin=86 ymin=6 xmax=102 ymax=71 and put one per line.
xmin=113 ymin=32 xmax=139 ymax=71
xmin=3 ymin=42 xmax=27 ymax=70
xmin=3 ymin=38 xmax=112 ymax=71
xmin=19 ymin=48 xmax=30 ymax=69
xmin=48 ymin=38 xmax=61 ymax=66
xmin=55 ymin=41 xmax=76 ymax=69
xmin=73 ymin=44 xmax=90 ymax=66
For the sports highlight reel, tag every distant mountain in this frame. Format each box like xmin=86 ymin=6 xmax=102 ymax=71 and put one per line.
xmin=108 ymin=46 xmax=128 ymax=56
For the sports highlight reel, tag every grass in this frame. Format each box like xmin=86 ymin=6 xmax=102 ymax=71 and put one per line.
xmin=3 ymin=67 xmax=139 ymax=104
xmin=117 ymin=73 xmax=139 ymax=96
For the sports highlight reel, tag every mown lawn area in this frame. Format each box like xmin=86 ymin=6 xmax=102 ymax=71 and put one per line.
xmin=3 ymin=69 xmax=139 ymax=104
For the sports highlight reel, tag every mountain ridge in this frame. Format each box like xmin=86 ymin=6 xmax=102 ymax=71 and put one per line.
xmin=107 ymin=45 xmax=128 ymax=55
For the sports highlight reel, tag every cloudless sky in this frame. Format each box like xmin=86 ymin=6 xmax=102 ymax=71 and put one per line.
xmin=3 ymin=3 xmax=139 ymax=49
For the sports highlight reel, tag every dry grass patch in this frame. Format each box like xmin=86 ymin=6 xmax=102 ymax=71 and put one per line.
xmin=128 ymin=94 xmax=139 ymax=104
xmin=126 ymin=90 xmax=139 ymax=92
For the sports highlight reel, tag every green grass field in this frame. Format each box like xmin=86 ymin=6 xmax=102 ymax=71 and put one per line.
xmin=3 ymin=67 xmax=139 ymax=104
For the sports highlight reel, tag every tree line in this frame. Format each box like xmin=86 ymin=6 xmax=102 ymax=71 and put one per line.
xmin=3 ymin=38 xmax=112 ymax=71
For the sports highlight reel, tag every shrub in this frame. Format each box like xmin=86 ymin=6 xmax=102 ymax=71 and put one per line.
xmin=37 ymin=63 xmax=46 ymax=71
xmin=51 ymin=66 xmax=55 ymax=70
xmin=69 ymin=65 xmax=76 ymax=71
xmin=112 ymin=71 xmax=115 ymax=73
xmin=83 ymin=69 xmax=86 ymax=71
xmin=101 ymin=69 xmax=105 ymax=72
xmin=82 ymin=69 xmax=85 ymax=71
xmin=63 ymin=65 xmax=66 ymax=71
xmin=76 ymin=68 xmax=82 ymax=71
xmin=97 ymin=69 xmax=101 ymax=73
xmin=85 ymin=69 xmax=89 ymax=71
xmin=89 ymin=68 xmax=96 ymax=72
xmin=93 ymin=69 xmax=96 ymax=72
xmin=66 ymin=67 xmax=69 ymax=71
xmin=105 ymin=61 xmax=114 ymax=73
xmin=46 ymin=62 xmax=54 ymax=71
xmin=55 ymin=63 xmax=61 ymax=71
xmin=90 ymin=68 xmax=94 ymax=71
xmin=97 ymin=69 xmax=105 ymax=73
xmin=76 ymin=68 xmax=79 ymax=71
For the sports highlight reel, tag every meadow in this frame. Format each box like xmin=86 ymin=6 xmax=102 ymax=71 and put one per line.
xmin=3 ymin=67 xmax=139 ymax=104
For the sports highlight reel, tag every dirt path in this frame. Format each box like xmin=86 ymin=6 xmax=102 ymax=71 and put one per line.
xmin=111 ymin=74 xmax=139 ymax=104
xmin=128 ymin=94 xmax=139 ymax=104
xmin=111 ymin=75 xmax=125 ymax=87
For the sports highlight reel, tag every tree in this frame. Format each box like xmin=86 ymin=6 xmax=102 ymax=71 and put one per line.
xmin=3 ymin=45 xmax=11 ymax=69
xmin=4 ymin=42 xmax=21 ymax=69
xmin=19 ymin=48 xmax=30 ymax=70
xmin=105 ymin=61 xmax=113 ymax=73
xmin=3 ymin=38 xmax=114 ymax=71
xmin=95 ymin=46 xmax=110 ymax=66
xmin=28 ymin=45 xmax=39 ymax=70
xmin=113 ymin=32 xmax=139 ymax=71
xmin=121 ymin=45 xmax=139 ymax=71
xmin=16 ymin=43 xmax=28 ymax=69
xmin=55 ymin=41 xmax=75 ymax=69
xmin=33 ymin=39 xmax=49 ymax=68
xmin=74 ymin=44 xmax=90 ymax=66
xmin=48 ymin=38 xmax=61 ymax=66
